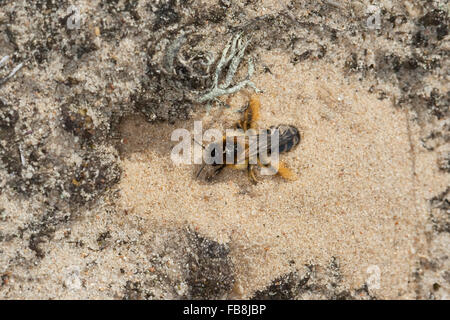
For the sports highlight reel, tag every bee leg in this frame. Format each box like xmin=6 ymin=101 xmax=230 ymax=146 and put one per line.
xmin=277 ymin=161 xmax=297 ymax=181
xmin=206 ymin=164 xmax=225 ymax=181
xmin=247 ymin=94 xmax=261 ymax=130
xmin=215 ymin=165 xmax=225 ymax=174
xmin=247 ymin=164 xmax=258 ymax=184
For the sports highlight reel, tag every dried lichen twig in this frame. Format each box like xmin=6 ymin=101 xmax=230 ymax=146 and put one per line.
xmin=0 ymin=55 xmax=24 ymax=86
xmin=198 ymin=33 xmax=261 ymax=104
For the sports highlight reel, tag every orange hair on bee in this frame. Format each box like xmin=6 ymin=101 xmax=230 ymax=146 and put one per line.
xmin=246 ymin=94 xmax=260 ymax=130
xmin=277 ymin=161 xmax=297 ymax=181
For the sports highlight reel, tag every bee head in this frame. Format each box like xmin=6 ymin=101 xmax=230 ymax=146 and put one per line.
xmin=204 ymin=139 xmax=243 ymax=165
xmin=204 ymin=142 xmax=223 ymax=165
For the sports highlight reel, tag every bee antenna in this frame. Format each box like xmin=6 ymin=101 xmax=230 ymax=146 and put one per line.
xmin=196 ymin=163 xmax=206 ymax=178
xmin=193 ymin=139 xmax=207 ymax=179
xmin=193 ymin=138 xmax=205 ymax=149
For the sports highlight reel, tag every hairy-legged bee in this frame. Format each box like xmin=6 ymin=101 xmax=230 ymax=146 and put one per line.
xmin=196 ymin=94 xmax=301 ymax=184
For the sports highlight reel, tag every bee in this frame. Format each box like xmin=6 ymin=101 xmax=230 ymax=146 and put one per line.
xmin=196 ymin=94 xmax=300 ymax=184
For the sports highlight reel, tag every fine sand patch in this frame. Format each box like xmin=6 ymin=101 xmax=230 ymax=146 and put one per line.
xmin=118 ymin=51 xmax=446 ymax=299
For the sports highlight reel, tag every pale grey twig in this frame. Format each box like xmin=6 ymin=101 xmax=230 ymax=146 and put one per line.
xmin=18 ymin=144 xmax=26 ymax=167
xmin=198 ymin=33 xmax=261 ymax=104
xmin=163 ymin=32 xmax=189 ymax=75
xmin=221 ymin=36 xmax=250 ymax=89
xmin=0 ymin=55 xmax=24 ymax=86
xmin=0 ymin=55 xmax=10 ymax=68
xmin=163 ymin=31 xmax=214 ymax=80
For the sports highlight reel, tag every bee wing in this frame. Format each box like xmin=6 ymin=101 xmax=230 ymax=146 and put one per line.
xmin=245 ymin=132 xmax=280 ymax=163
xmin=235 ymin=142 xmax=249 ymax=164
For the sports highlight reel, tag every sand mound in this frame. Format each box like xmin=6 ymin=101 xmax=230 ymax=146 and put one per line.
xmin=118 ymin=52 xmax=447 ymax=298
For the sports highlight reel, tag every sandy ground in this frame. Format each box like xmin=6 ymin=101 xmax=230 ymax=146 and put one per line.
xmin=118 ymin=52 xmax=448 ymax=298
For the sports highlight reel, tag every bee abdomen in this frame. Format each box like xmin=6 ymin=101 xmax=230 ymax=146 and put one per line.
xmin=271 ymin=125 xmax=300 ymax=154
